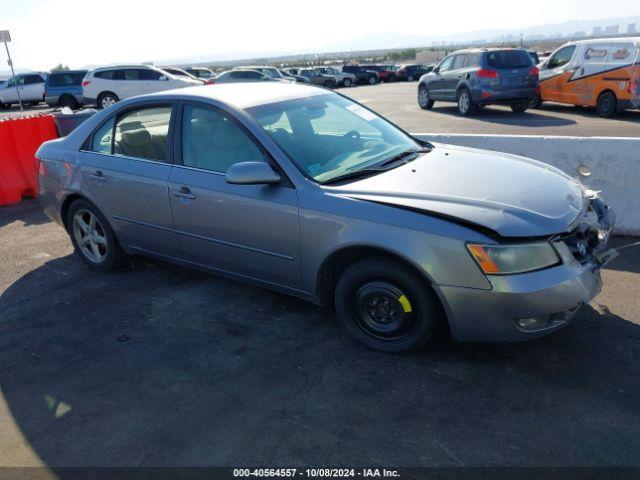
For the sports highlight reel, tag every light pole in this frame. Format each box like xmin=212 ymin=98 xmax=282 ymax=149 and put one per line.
xmin=1 ymin=30 xmax=23 ymax=111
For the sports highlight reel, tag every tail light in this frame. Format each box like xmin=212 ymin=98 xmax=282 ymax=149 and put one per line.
xmin=530 ymin=66 xmax=539 ymax=77
xmin=206 ymin=79 xmax=216 ymax=84
xmin=627 ymin=77 xmax=638 ymax=94
xmin=477 ymin=68 xmax=499 ymax=78
xmin=82 ymin=81 xmax=90 ymax=87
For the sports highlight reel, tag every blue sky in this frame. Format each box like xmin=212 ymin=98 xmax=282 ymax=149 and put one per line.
xmin=1 ymin=0 xmax=639 ymax=71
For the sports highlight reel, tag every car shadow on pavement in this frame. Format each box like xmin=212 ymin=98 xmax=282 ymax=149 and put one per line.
xmin=0 ymin=200 xmax=51 ymax=228
xmin=1 ymin=253 xmax=640 ymax=470
xmin=428 ymin=105 xmax=577 ymax=127
xmin=536 ymin=104 xmax=640 ymax=124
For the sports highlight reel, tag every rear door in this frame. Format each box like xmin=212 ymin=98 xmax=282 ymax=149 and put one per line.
xmin=485 ymin=50 xmax=534 ymax=92
xmin=168 ymin=101 xmax=300 ymax=288
xmin=116 ymin=68 xmax=144 ymax=99
xmin=443 ymin=54 xmax=468 ymax=99
xmin=79 ymin=102 xmax=180 ymax=257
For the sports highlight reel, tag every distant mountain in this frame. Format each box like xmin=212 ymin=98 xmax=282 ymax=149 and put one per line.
xmin=2 ymin=13 xmax=638 ymax=75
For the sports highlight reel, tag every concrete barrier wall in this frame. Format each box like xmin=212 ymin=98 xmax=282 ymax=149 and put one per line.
xmin=413 ymin=134 xmax=640 ymax=236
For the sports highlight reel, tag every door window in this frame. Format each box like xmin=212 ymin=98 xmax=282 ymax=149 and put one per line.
xmin=452 ymin=54 xmax=468 ymax=70
xmin=91 ymin=117 xmax=116 ymax=154
xmin=438 ymin=56 xmax=454 ymax=72
xmin=123 ymin=69 xmax=140 ymax=81
xmin=24 ymin=75 xmax=44 ymax=84
xmin=112 ymin=106 xmax=173 ymax=162
xmin=181 ymin=104 xmax=267 ymax=173
xmin=548 ymin=45 xmax=576 ymax=69
xmin=139 ymin=69 xmax=163 ymax=80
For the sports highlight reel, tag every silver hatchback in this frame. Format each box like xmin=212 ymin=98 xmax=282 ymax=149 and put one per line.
xmin=37 ymin=83 xmax=615 ymax=352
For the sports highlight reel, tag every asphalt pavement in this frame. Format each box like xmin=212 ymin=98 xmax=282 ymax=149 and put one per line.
xmin=344 ymin=82 xmax=640 ymax=137
xmin=1 ymin=200 xmax=639 ymax=471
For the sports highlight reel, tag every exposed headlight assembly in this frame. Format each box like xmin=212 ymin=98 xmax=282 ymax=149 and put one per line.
xmin=467 ymin=242 xmax=560 ymax=275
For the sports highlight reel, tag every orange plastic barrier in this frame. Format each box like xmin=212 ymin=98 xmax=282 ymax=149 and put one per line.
xmin=0 ymin=114 xmax=59 ymax=206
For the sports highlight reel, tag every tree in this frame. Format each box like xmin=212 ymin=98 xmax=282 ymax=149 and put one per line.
xmin=51 ymin=64 xmax=70 ymax=72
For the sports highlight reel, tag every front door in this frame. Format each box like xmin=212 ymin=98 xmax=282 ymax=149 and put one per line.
xmin=79 ymin=103 xmax=180 ymax=258
xmin=429 ymin=56 xmax=454 ymax=99
xmin=539 ymin=45 xmax=577 ymax=103
xmin=169 ymin=102 xmax=300 ymax=288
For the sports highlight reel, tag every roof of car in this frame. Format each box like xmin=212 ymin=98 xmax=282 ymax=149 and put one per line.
xmin=148 ymin=82 xmax=330 ymax=109
xmin=566 ymin=36 xmax=640 ymax=45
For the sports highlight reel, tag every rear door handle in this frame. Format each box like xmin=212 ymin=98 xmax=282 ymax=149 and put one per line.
xmin=89 ymin=170 xmax=107 ymax=181
xmin=173 ymin=187 xmax=196 ymax=200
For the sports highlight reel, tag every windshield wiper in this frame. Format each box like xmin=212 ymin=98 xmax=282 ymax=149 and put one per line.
xmin=321 ymin=168 xmax=386 ymax=185
xmin=376 ymin=148 xmax=431 ymax=169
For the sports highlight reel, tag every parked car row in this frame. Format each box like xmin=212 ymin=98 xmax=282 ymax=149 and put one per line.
xmin=417 ymin=37 xmax=639 ymax=118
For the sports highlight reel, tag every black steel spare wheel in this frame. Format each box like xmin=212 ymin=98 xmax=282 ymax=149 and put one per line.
xmin=355 ymin=282 xmax=414 ymax=339
xmin=335 ymin=257 xmax=440 ymax=353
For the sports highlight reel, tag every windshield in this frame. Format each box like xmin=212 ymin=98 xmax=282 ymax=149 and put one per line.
xmin=248 ymin=94 xmax=422 ymax=183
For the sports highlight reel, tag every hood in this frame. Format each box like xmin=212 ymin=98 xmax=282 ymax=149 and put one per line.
xmin=327 ymin=143 xmax=585 ymax=238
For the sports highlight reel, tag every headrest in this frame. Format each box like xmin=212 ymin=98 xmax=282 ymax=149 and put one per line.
xmin=121 ymin=129 xmax=152 ymax=148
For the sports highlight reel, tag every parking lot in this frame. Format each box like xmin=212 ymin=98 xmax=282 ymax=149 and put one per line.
xmin=1 ymin=200 xmax=640 ymax=469
xmin=344 ymin=82 xmax=640 ymax=137
xmin=2 ymin=81 xmax=640 ymax=138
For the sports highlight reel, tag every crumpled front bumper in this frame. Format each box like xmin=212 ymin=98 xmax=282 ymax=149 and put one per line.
xmin=437 ymin=194 xmax=616 ymax=343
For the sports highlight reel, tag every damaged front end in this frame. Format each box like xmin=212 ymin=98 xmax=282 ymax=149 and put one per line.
xmin=555 ymin=191 xmax=617 ymax=269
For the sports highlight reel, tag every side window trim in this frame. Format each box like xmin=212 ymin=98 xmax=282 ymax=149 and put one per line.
xmin=174 ymin=100 xmax=293 ymax=187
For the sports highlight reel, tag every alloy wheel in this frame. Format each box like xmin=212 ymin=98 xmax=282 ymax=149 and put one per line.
xmin=73 ymin=209 xmax=108 ymax=263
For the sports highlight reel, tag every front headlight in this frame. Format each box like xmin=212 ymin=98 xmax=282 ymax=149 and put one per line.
xmin=467 ymin=242 xmax=560 ymax=275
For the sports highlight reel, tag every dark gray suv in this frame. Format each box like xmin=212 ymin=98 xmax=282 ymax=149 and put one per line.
xmin=418 ymin=48 xmax=539 ymax=115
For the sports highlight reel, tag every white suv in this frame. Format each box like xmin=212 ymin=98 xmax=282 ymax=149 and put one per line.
xmin=0 ymin=72 xmax=46 ymax=108
xmin=82 ymin=65 xmax=201 ymax=109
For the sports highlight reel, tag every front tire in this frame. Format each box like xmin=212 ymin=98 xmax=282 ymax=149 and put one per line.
xmin=368 ymin=75 xmax=377 ymax=85
xmin=67 ymin=200 xmax=127 ymax=272
xmin=596 ymin=91 xmax=617 ymax=118
xmin=335 ymin=258 xmax=440 ymax=353
xmin=407 ymin=74 xmax=414 ymax=82
xmin=343 ymin=78 xmax=352 ymax=88
xmin=418 ymin=85 xmax=434 ymax=110
xmin=456 ymin=88 xmax=476 ymax=116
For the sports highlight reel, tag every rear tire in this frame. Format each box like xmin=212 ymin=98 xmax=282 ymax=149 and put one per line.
xmin=510 ymin=102 xmax=529 ymax=113
xmin=59 ymin=94 xmax=79 ymax=110
xmin=335 ymin=258 xmax=440 ymax=353
xmin=418 ymin=85 xmax=434 ymax=110
xmin=456 ymin=88 xmax=476 ymax=116
xmin=67 ymin=200 xmax=127 ymax=272
xmin=596 ymin=91 xmax=617 ymax=118
xmin=407 ymin=74 xmax=414 ymax=82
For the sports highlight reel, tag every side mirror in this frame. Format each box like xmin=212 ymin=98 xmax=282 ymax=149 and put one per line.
xmin=433 ymin=66 xmax=440 ymax=74
xmin=159 ymin=75 xmax=168 ymax=81
xmin=225 ymin=162 xmax=281 ymax=185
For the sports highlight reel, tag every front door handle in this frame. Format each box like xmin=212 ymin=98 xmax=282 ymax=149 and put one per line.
xmin=173 ymin=187 xmax=196 ymax=200
xmin=89 ymin=170 xmax=107 ymax=181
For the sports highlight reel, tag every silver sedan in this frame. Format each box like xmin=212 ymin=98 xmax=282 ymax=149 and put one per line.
xmin=37 ymin=83 xmax=615 ymax=352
